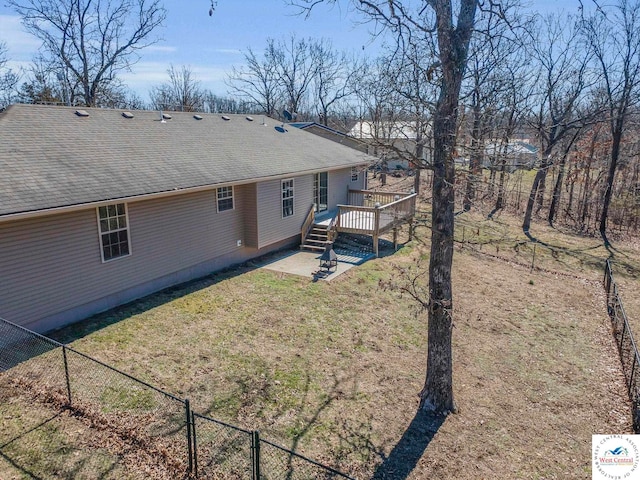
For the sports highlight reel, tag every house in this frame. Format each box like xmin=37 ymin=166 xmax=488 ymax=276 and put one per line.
xmin=348 ymin=120 xmax=432 ymax=171
xmin=0 ymin=104 xmax=379 ymax=333
xmin=483 ymin=141 xmax=538 ymax=172
xmin=288 ymin=122 xmax=369 ymax=154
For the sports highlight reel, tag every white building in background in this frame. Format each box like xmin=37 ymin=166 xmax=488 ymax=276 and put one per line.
xmin=349 ymin=120 xmax=432 ymax=171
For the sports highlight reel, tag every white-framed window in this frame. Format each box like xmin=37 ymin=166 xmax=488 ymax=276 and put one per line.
xmin=282 ymin=179 xmax=294 ymax=218
xmin=351 ymin=166 xmax=359 ymax=182
xmin=217 ymin=186 xmax=234 ymax=212
xmin=97 ymin=203 xmax=131 ymax=262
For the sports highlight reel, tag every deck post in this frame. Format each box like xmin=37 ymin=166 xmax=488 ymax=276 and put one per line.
xmin=374 ymin=204 xmax=381 ymax=257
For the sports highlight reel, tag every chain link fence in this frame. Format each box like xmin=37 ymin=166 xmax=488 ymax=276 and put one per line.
xmin=604 ymin=259 xmax=640 ymax=432
xmin=192 ymin=412 xmax=253 ymax=478
xmin=0 ymin=317 xmax=354 ymax=479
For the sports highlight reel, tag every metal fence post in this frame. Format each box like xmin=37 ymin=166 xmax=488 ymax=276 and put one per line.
xmin=191 ymin=411 xmax=198 ymax=478
xmin=251 ymin=430 xmax=261 ymax=480
xmin=185 ymin=399 xmax=194 ymax=476
xmin=630 ymin=357 xmax=637 ymax=398
xmin=62 ymin=345 xmax=72 ymax=405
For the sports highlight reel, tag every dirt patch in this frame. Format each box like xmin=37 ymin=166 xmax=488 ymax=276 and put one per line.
xmin=0 ymin=376 xmax=186 ymax=480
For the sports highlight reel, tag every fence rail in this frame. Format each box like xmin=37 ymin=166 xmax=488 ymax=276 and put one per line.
xmin=0 ymin=317 xmax=354 ymax=479
xmin=604 ymin=259 xmax=640 ymax=432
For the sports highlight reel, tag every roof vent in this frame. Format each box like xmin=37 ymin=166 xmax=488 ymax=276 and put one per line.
xmin=122 ymin=111 xmax=134 ymax=119
xmin=221 ymin=115 xmax=230 ymax=121
xmin=246 ymin=116 xmax=254 ymax=122
xmin=161 ymin=113 xmax=172 ymax=120
xmin=75 ymin=109 xmax=89 ymax=117
xmin=193 ymin=114 xmax=203 ymax=120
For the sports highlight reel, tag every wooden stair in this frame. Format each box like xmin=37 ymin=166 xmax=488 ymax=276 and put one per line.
xmin=301 ymin=224 xmax=332 ymax=252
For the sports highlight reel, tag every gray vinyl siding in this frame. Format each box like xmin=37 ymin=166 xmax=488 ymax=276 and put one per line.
xmin=0 ymin=210 xmax=100 ymax=326
xmin=0 ymin=189 xmax=249 ymax=331
xmin=254 ymin=167 xmax=362 ymax=249
xmin=326 ymin=167 xmax=366 ymax=209
xmin=0 ymin=168 xmax=367 ymax=331
xmin=328 ymin=169 xmax=351 ymax=207
xmin=241 ymin=183 xmax=259 ymax=248
xmin=256 ymin=176 xmax=314 ymax=249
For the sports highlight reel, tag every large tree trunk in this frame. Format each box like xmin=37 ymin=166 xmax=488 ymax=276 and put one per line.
xmin=420 ymin=0 xmax=477 ymax=410
xmin=421 ymin=83 xmax=457 ymax=414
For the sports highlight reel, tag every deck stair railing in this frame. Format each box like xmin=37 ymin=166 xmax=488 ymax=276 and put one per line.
xmin=300 ymin=204 xmax=316 ymax=246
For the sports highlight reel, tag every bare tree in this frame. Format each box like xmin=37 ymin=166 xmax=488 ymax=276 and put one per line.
xmin=201 ymin=92 xmax=262 ymax=114
xmin=522 ymin=13 xmax=592 ymax=233
xmin=350 ymin=47 xmax=438 ymax=191
xmin=226 ymin=45 xmax=282 ymax=117
xmin=150 ymin=64 xmax=205 ymax=112
xmin=0 ymin=42 xmax=20 ymax=107
xmin=8 ymin=0 xmax=166 ymax=107
xmin=311 ymin=39 xmax=360 ymax=125
xmin=460 ymin=5 xmax=526 ymax=212
xmin=581 ymin=0 xmax=640 ymax=243
xmin=17 ymin=53 xmax=138 ymax=107
xmin=229 ymin=35 xmax=361 ymax=123
xmin=17 ymin=54 xmax=69 ymax=104
xmin=482 ymin=54 xmax=535 ymax=214
xmin=389 ymin=41 xmax=439 ymax=194
xmin=271 ymin=35 xmax=319 ymax=116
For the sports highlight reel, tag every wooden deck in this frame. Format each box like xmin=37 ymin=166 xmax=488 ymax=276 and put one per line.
xmin=301 ymin=189 xmax=417 ymax=257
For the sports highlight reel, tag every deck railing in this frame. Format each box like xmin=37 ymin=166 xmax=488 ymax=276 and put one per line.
xmin=337 ymin=190 xmax=417 ymax=256
xmin=347 ymin=189 xmax=413 ymax=208
xmin=335 ymin=205 xmax=379 ymax=233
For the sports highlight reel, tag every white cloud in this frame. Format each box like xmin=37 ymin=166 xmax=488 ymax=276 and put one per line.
xmin=0 ymin=15 xmax=41 ymax=61
xmin=144 ymin=45 xmax=178 ymax=54
xmin=211 ymin=48 xmax=243 ymax=56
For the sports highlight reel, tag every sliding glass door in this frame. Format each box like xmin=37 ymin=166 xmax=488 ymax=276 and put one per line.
xmin=313 ymin=172 xmax=328 ymax=213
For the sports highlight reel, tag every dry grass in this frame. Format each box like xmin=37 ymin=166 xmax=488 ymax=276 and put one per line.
xmin=1 ymin=190 xmax=637 ymax=479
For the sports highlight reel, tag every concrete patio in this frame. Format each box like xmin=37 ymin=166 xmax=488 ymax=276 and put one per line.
xmin=257 ymin=246 xmax=376 ymax=281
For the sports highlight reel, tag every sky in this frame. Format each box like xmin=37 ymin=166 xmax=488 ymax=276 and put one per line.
xmin=0 ymin=0 xmax=584 ymax=102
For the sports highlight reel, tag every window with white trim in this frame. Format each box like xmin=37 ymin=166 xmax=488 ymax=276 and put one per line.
xmin=351 ymin=166 xmax=359 ymax=182
xmin=282 ymin=179 xmax=294 ymax=218
xmin=97 ymin=203 xmax=131 ymax=262
xmin=217 ymin=186 xmax=234 ymax=212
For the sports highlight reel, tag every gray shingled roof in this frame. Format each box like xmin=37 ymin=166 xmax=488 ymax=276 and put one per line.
xmin=0 ymin=104 xmax=374 ymax=217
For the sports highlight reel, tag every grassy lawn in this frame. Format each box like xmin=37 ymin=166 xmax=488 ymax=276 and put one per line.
xmin=1 ymin=195 xmax=637 ymax=479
